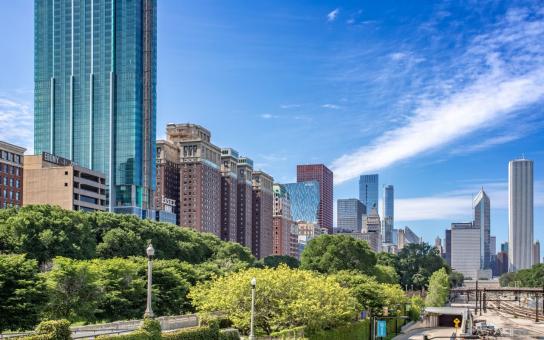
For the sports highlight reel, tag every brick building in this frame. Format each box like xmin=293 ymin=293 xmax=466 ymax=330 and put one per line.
xmin=237 ymin=157 xmax=254 ymax=248
xmin=252 ymin=171 xmax=274 ymax=259
xmin=296 ymin=164 xmax=333 ymax=233
xmin=272 ymin=183 xmax=293 ymax=256
xmin=155 ymin=140 xmax=180 ymax=224
xmin=0 ymin=141 xmax=25 ymax=209
xmin=220 ymin=148 xmax=239 ymax=242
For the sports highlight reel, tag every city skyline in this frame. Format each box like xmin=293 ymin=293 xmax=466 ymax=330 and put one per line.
xmin=0 ymin=1 xmax=543 ymax=256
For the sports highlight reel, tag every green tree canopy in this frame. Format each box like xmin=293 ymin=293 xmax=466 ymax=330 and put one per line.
xmin=425 ymin=268 xmax=450 ymax=307
xmin=499 ymin=264 xmax=544 ymax=287
xmin=262 ymin=255 xmax=300 ymax=268
xmin=189 ymin=266 xmax=359 ymax=335
xmin=300 ymin=235 xmax=377 ymax=274
xmin=0 ymin=254 xmax=47 ymax=332
xmin=372 ymin=264 xmax=400 ymax=284
xmin=395 ymin=243 xmax=448 ymax=290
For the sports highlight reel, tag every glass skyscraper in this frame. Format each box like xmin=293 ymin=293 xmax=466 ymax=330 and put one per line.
xmin=473 ymin=188 xmax=490 ymax=269
xmin=337 ymin=198 xmax=365 ymax=232
xmin=34 ymin=0 xmax=157 ymax=216
xmin=382 ymin=184 xmax=394 ymax=243
xmin=284 ymin=181 xmax=320 ymax=224
xmin=359 ymin=174 xmax=379 ymax=211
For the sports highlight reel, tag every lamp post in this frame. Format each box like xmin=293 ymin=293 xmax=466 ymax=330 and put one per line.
xmin=144 ymin=242 xmax=155 ymax=318
xmin=249 ymin=277 xmax=257 ymax=340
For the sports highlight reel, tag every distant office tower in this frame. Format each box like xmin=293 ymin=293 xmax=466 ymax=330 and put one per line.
xmin=490 ymin=236 xmax=496 ymax=256
xmin=397 ymin=229 xmax=406 ymax=250
xmin=359 ymin=174 xmax=379 ymax=211
xmin=382 ymin=185 xmax=394 ymax=243
xmin=445 ymin=229 xmax=452 ymax=266
xmin=252 ymin=171 xmax=274 ymax=259
xmin=24 ymin=153 xmax=107 ymax=212
xmin=337 ymin=198 xmax=365 ymax=232
xmin=272 ymin=184 xmax=293 ymax=256
xmin=508 ymin=158 xmax=534 ymax=271
xmin=167 ymin=124 xmax=221 ymax=236
xmin=391 ymin=228 xmax=399 ymax=246
xmin=220 ymin=148 xmax=239 ymax=242
xmin=237 ymin=157 xmax=254 ymax=248
xmin=501 ymin=242 xmax=509 ymax=253
xmin=34 ymin=0 xmax=157 ymax=215
xmin=0 ymin=141 xmax=25 ymax=209
xmin=289 ymin=223 xmax=300 ymax=259
xmin=496 ymin=252 xmax=509 ymax=276
xmin=154 ymin=140 xmax=179 ymax=224
xmin=362 ymin=207 xmax=382 ymax=252
xmin=451 ymin=222 xmax=480 ymax=279
xmin=534 ymin=241 xmax=541 ymax=265
xmin=435 ymin=236 xmax=443 ymax=256
xmin=473 ymin=188 xmax=491 ymax=269
xmin=296 ymin=164 xmax=333 ymax=233
xmin=404 ymin=227 xmax=422 ymax=244
xmin=284 ymin=181 xmax=320 ymax=224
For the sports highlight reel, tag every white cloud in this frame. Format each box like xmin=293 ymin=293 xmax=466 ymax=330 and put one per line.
xmin=396 ymin=181 xmax=544 ymax=222
xmin=321 ymin=104 xmax=341 ymax=109
xmin=260 ymin=113 xmax=279 ymax=119
xmin=327 ymin=8 xmax=339 ymax=22
xmin=279 ymin=104 xmax=300 ymax=109
xmin=331 ymin=8 xmax=544 ymax=184
xmin=0 ymin=98 xmax=33 ymax=153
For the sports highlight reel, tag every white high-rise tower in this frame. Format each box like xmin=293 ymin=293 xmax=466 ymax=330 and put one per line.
xmin=508 ymin=158 xmax=534 ymax=272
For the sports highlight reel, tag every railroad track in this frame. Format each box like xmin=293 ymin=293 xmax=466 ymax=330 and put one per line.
xmin=487 ymin=301 xmax=538 ymax=320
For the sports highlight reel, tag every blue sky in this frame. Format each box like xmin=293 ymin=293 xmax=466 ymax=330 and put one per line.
xmin=0 ymin=1 xmax=543 ymax=257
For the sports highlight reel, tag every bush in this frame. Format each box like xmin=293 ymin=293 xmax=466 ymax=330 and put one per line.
xmin=162 ymin=323 xmax=219 ymax=340
xmin=21 ymin=320 xmax=72 ymax=340
xmin=270 ymin=326 xmax=306 ymax=339
xmin=307 ymin=321 xmax=370 ymax=340
xmin=219 ymin=329 xmax=241 ymax=340
xmin=96 ymin=330 xmax=151 ymax=340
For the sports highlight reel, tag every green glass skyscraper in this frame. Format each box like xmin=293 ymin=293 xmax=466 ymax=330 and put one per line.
xmin=34 ymin=0 xmax=157 ymax=216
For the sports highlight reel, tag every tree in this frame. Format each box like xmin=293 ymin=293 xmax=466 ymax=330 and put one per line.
xmin=376 ymin=252 xmax=398 ymax=268
xmin=372 ymin=265 xmax=399 ymax=284
xmin=425 ymin=268 xmax=450 ymax=307
xmin=262 ymin=255 xmax=300 ymax=268
xmin=189 ymin=266 xmax=359 ymax=335
xmin=300 ymin=235 xmax=377 ymax=274
xmin=0 ymin=254 xmax=47 ymax=331
xmin=448 ymin=271 xmax=464 ymax=288
xmin=396 ymin=243 xmax=448 ymax=290
xmin=332 ymin=271 xmax=407 ymax=317
xmin=499 ymin=264 xmax=544 ymax=287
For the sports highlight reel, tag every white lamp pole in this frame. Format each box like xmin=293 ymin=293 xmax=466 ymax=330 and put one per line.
xmin=249 ymin=277 xmax=257 ymax=340
xmin=144 ymin=242 xmax=155 ymax=318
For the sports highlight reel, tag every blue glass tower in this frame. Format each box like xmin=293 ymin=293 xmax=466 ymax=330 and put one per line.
xmin=34 ymin=0 xmax=157 ymax=216
xmin=359 ymin=174 xmax=378 ymax=211
xmin=284 ymin=181 xmax=320 ymax=223
xmin=382 ymin=185 xmax=394 ymax=243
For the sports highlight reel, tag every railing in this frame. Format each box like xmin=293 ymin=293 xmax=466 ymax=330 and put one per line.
xmin=0 ymin=314 xmax=199 ymax=340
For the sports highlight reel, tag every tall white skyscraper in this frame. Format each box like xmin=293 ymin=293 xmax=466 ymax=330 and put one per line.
xmin=473 ymin=189 xmax=490 ymax=269
xmin=508 ymin=158 xmax=534 ymax=272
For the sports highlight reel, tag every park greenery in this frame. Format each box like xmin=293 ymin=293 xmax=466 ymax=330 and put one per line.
xmin=499 ymin=263 xmax=544 ymax=287
xmin=0 ymin=205 xmax=457 ymax=335
xmin=424 ymin=268 xmax=450 ymax=307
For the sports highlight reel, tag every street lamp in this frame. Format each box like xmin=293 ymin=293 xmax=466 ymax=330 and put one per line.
xmin=144 ymin=242 xmax=155 ymax=318
xmin=249 ymin=277 xmax=257 ymax=340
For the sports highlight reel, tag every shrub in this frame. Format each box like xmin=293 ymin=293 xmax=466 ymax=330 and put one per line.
xmin=21 ymin=320 xmax=72 ymax=340
xmin=162 ymin=323 xmax=219 ymax=340
xmin=270 ymin=326 xmax=306 ymax=339
xmin=219 ymin=328 xmax=241 ymax=340
xmin=307 ymin=321 xmax=370 ymax=340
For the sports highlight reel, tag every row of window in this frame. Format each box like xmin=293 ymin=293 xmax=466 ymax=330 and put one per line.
xmin=2 ymin=190 xmax=20 ymax=201
xmin=0 ymin=163 xmax=21 ymax=175
xmin=0 ymin=177 xmax=21 ymax=188
xmin=1 ymin=202 xmax=20 ymax=209
xmin=0 ymin=151 xmax=22 ymax=164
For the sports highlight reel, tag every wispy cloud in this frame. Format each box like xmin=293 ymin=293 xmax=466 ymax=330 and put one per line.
xmin=321 ymin=103 xmax=341 ymax=109
xmin=0 ymin=98 xmax=33 ymax=153
xmin=331 ymin=7 xmax=544 ymax=184
xmin=280 ymin=104 xmax=300 ymax=109
xmin=260 ymin=113 xmax=279 ymax=119
xmin=327 ymin=8 xmax=339 ymax=22
xmin=396 ymin=181 xmax=544 ymax=222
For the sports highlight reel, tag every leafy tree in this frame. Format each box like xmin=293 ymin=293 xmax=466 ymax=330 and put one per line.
xmin=300 ymin=235 xmax=377 ymax=274
xmin=425 ymin=268 xmax=450 ymax=307
xmin=262 ymin=255 xmax=300 ymax=268
xmin=448 ymin=271 xmax=464 ymax=288
xmin=43 ymin=257 xmax=100 ymax=322
xmin=376 ymin=252 xmax=398 ymax=268
xmin=499 ymin=264 xmax=544 ymax=287
xmin=396 ymin=243 xmax=448 ymax=290
xmin=0 ymin=254 xmax=47 ymax=331
xmin=372 ymin=265 xmax=399 ymax=284
xmin=0 ymin=205 xmax=96 ymax=263
xmin=189 ymin=266 xmax=358 ymax=335
xmin=332 ymin=271 xmax=407 ymax=317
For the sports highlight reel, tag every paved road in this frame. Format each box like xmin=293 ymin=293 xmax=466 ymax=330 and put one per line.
xmin=474 ymin=306 xmax=544 ymax=339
